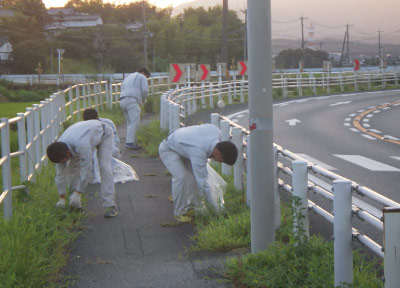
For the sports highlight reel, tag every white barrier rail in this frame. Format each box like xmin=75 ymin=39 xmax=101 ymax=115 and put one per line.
xmin=160 ymin=82 xmax=400 ymax=287
xmin=0 ymin=81 xmax=111 ymax=220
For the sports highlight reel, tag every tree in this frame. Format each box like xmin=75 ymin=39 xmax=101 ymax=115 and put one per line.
xmin=275 ymin=48 xmax=329 ymax=69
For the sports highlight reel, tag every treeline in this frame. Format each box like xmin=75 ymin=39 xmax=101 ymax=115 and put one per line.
xmin=0 ymin=0 xmax=246 ymax=74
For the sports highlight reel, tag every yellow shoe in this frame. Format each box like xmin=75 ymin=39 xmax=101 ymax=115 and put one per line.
xmin=184 ymin=208 xmax=195 ymax=217
xmin=175 ymin=215 xmax=192 ymax=223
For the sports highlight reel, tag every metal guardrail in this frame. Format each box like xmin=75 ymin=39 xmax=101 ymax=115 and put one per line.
xmin=0 ymin=81 xmax=112 ymax=219
xmin=160 ymin=81 xmax=400 ymax=287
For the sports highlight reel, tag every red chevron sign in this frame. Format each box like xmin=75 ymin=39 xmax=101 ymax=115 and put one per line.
xmin=238 ymin=61 xmax=248 ymax=76
xmin=171 ymin=63 xmax=183 ymax=82
xmin=354 ymin=59 xmax=360 ymax=71
xmin=198 ymin=64 xmax=210 ymax=81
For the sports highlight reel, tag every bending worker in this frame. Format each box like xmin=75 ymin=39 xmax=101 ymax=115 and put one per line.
xmin=83 ymin=108 xmax=121 ymax=159
xmin=159 ymin=123 xmax=238 ymax=221
xmin=46 ymin=120 xmax=117 ymax=218
xmin=119 ymin=67 xmax=151 ymax=149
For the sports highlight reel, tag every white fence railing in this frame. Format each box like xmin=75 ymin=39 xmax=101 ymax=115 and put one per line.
xmin=160 ymin=83 xmax=400 ymax=287
xmin=0 ymin=81 xmax=112 ymax=219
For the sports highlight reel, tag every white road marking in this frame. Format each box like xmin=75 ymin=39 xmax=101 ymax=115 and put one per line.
xmin=363 ymin=118 xmax=370 ymax=122
xmin=296 ymin=154 xmax=337 ymax=170
xmin=383 ymin=106 xmax=391 ymax=110
xmin=345 ymin=118 xmax=351 ymax=121
xmin=286 ymin=119 xmax=301 ymax=126
xmin=349 ymin=128 xmax=359 ymax=132
xmin=334 ymin=155 xmax=400 ymax=171
xmin=373 ymin=110 xmax=381 ymax=114
xmin=363 ymin=124 xmax=371 ymax=128
xmin=391 ymin=156 xmax=400 ymax=161
xmin=361 ymin=134 xmax=375 ymax=140
xmin=236 ymin=114 xmax=245 ymax=118
xmin=232 ymin=119 xmax=239 ymax=123
xmin=348 ymin=113 xmax=357 ymax=117
xmin=330 ymin=101 xmax=352 ymax=106
xmin=344 ymin=123 xmax=351 ymax=127
xmin=366 ymin=114 xmax=374 ymax=118
xmin=368 ymin=129 xmax=382 ymax=134
xmin=384 ymin=136 xmax=400 ymax=141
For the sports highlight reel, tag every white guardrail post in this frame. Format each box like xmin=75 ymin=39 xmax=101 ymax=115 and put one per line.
xmin=292 ymin=160 xmax=310 ymax=239
xmin=232 ymin=127 xmax=243 ymax=191
xmin=17 ymin=113 xmax=28 ymax=182
xmin=168 ymin=102 xmax=174 ymax=134
xmin=32 ymin=104 xmax=41 ymax=172
xmin=173 ymin=103 xmax=180 ymax=131
xmin=273 ymin=145 xmax=280 ymax=228
xmin=333 ymin=179 xmax=353 ymax=287
xmin=209 ymin=82 xmax=214 ymax=108
xmin=220 ymin=120 xmax=231 ymax=176
xmin=383 ymin=207 xmax=400 ymax=288
xmin=26 ymin=107 xmax=35 ymax=181
xmin=1 ymin=118 xmax=12 ymax=220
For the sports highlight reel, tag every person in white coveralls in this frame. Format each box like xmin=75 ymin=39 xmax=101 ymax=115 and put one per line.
xmin=159 ymin=124 xmax=238 ymax=222
xmin=46 ymin=120 xmax=117 ymax=218
xmin=119 ymin=67 xmax=151 ymax=149
xmin=83 ymin=108 xmax=121 ymax=159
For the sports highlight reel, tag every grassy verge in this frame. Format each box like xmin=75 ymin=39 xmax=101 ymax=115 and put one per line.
xmin=0 ymin=166 xmax=85 ymax=288
xmin=136 ymin=119 xmax=384 ymax=287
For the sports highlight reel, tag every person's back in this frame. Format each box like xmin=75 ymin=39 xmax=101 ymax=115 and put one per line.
xmin=120 ymin=72 xmax=148 ymax=104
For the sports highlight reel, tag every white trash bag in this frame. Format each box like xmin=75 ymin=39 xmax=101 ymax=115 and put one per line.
xmin=91 ymin=155 xmax=139 ymax=184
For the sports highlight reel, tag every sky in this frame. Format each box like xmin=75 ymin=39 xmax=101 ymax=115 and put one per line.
xmin=42 ymin=0 xmax=192 ymax=9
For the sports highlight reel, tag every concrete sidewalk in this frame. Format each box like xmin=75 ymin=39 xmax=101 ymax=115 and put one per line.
xmin=63 ymin=115 xmax=232 ymax=288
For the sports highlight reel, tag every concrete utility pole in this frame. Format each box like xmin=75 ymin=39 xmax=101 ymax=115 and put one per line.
xmin=346 ymin=23 xmax=351 ymax=66
xmin=300 ymin=14 xmax=308 ymax=49
xmin=247 ymin=0 xmax=275 ymax=253
xmin=378 ymin=29 xmax=383 ymax=61
xmin=221 ymin=0 xmax=228 ymax=64
xmin=142 ymin=0 xmax=148 ymax=68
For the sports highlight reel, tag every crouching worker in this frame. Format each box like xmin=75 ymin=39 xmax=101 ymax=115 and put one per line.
xmin=159 ymin=124 xmax=238 ymax=222
xmin=46 ymin=120 xmax=117 ymax=218
xmin=83 ymin=108 xmax=121 ymax=159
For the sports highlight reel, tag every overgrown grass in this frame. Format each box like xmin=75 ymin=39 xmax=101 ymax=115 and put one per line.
xmin=136 ymin=119 xmax=168 ymax=157
xmin=0 ymin=165 xmax=85 ymax=288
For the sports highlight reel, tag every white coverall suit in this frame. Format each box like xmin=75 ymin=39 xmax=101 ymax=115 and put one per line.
xmin=55 ymin=120 xmax=115 ymax=208
xmin=99 ymin=117 xmax=121 ymax=158
xmin=159 ymin=124 xmax=221 ymax=216
xmin=119 ymin=72 xmax=148 ymax=144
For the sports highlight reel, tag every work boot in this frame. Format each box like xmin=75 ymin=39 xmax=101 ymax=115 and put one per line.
xmin=125 ymin=143 xmax=141 ymax=149
xmin=104 ymin=206 xmax=118 ymax=218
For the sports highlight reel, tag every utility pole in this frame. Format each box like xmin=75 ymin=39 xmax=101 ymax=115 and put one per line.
xmin=221 ymin=0 xmax=228 ymax=64
xmin=300 ymin=14 xmax=308 ymax=49
xmin=243 ymin=8 xmax=247 ymax=61
xmin=346 ymin=23 xmax=351 ymax=66
xmin=248 ymin=0 xmax=274 ymax=253
xmin=378 ymin=29 xmax=383 ymax=61
xmin=142 ymin=0 xmax=148 ymax=68
xmin=319 ymin=42 xmax=323 ymax=50
xmin=339 ymin=31 xmax=347 ymax=67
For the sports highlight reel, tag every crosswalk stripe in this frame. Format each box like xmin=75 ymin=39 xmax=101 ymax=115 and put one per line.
xmin=334 ymin=155 xmax=400 ymax=171
xmin=391 ymin=156 xmax=400 ymax=161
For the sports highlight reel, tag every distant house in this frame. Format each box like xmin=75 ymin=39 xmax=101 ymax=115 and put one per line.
xmin=45 ymin=7 xmax=103 ymax=31
xmin=0 ymin=37 xmax=13 ymax=62
xmin=126 ymin=22 xmax=143 ymax=32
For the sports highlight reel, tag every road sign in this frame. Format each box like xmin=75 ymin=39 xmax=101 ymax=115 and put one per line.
xmin=237 ymin=61 xmax=248 ymax=76
xmin=198 ymin=64 xmax=210 ymax=81
xmin=169 ymin=63 xmax=186 ymax=83
xmin=354 ymin=59 xmax=360 ymax=71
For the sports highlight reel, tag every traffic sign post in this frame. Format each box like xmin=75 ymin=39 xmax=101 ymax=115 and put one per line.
xmin=169 ymin=63 xmax=186 ymax=84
